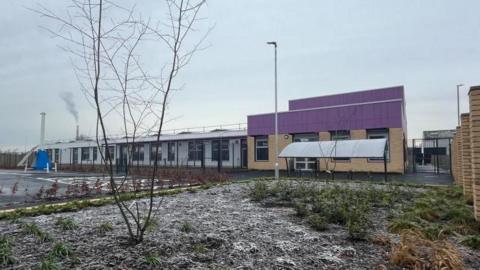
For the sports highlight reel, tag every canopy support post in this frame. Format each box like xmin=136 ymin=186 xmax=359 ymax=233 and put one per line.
xmin=384 ymin=151 xmax=388 ymax=183
xmin=285 ymin=158 xmax=289 ymax=177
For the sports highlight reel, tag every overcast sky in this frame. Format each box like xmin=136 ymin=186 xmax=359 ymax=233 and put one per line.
xmin=1 ymin=0 xmax=479 ymax=151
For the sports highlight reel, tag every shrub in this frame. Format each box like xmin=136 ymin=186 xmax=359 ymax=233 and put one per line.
xmin=145 ymin=218 xmax=159 ymax=232
xmin=347 ymin=206 xmax=370 ymax=240
xmin=55 ymin=217 xmax=78 ymax=231
xmin=307 ymin=214 xmax=328 ymax=231
xmin=294 ymin=202 xmax=308 ymax=217
xmin=181 ymin=221 xmax=193 ymax=233
xmin=0 ymin=236 xmax=15 ymax=267
xmin=249 ymin=181 xmax=268 ymax=202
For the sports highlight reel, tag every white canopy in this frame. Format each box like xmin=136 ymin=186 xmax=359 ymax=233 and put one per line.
xmin=279 ymin=139 xmax=387 ymax=159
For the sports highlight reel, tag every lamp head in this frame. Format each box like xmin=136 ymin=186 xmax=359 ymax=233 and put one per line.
xmin=266 ymin=41 xmax=277 ymax=47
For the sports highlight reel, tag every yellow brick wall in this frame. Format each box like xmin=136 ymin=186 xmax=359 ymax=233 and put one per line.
xmin=248 ymin=128 xmax=405 ymax=174
xmin=461 ymin=114 xmax=473 ymax=201
xmin=456 ymin=127 xmax=463 ymax=186
xmin=248 ymin=134 xmax=292 ymax=170
xmin=469 ymin=87 xmax=480 ymax=220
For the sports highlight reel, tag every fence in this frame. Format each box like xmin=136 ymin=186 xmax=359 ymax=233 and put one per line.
xmin=0 ymin=151 xmax=32 ymax=169
xmin=451 ymin=85 xmax=480 ymax=221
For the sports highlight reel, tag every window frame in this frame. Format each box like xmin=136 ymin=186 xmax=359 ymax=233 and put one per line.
xmin=150 ymin=143 xmax=162 ymax=164
xmin=188 ymin=141 xmax=203 ymax=161
xmin=367 ymin=128 xmax=390 ymax=162
xmin=81 ymin=147 xmax=90 ymax=161
xmin=212 ymin=140 xmax=229 ymax=161
xmin=255 ymin=136 xmax=269 ymax=162
xmin=330 ymin=130 xmax=351 ymax=162
xmin=292 ymin=133 xmax=318 ymax=170
xmin=167 ymin=142 xmax=175 ymax=161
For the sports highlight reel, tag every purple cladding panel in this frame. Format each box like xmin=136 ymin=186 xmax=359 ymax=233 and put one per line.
xmin=289 ymin=86 xmax=404 ymax=110
xmin=248 ymin=86 xmax=406 ymax=136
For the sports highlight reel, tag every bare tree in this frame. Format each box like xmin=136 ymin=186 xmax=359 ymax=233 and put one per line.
xmin=33 ymin=0 xmax=208 ymax=243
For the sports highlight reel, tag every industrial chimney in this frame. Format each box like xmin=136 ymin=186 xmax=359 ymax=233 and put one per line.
xmin=40 ymin=112 xmax=46 ymax=149
xmin=76 ymin=125 xmax=79 ymax=140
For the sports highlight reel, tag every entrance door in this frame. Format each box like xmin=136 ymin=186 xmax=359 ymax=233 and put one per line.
xmin=241 ymin=139 xmax=248 ymax=168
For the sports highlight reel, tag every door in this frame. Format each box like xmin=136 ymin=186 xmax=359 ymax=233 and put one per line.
xmin=241 ymin=139 xmax=248 ymax=168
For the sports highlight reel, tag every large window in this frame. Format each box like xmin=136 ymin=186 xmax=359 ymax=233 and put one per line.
xmin=150 ymin=143 xmax=162 ymax=164
xmin=188 ymin=141 xmax=203 ymax=161
xmin=255 ymin=136 xmax=269 ymax=161
xmin=132 ymin=144 xmax=144 ymax=162
xmin=168 ymin=142 xmax=175 ymax=161
xmin=367 ymin=129 xmax=389 ymax=161
xmin=330 ymin=130 xmax=350 ymax=161
xmin=92 ymin=147 xmax=97 ymax=162
xmin=212 ymin=140 xmax=229 ymax=161
xmin=293 ymin=133 xmax=318 ymax=170
xmin=81 ymin=147 xmax=90 ymax=161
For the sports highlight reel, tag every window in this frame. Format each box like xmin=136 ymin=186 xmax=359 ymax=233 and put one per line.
xmin=81 ymin=147 xmax=90 ymax=161
xmin=367 ymin=129 xmax=389 ymax=161
xmin=150 ymin=143 xmax=162 ymax=163
xmin=293 ymin=133 xmax=318 ymax=170
xmin=188 ymin=141 xmax=203 ymax=161
xmin=168 ymin=142 xmax=175 ymax=161
xmin=255 ymin=136 xmax=269 ymax=161
xmin=108 ymin=146 xmax=115 ymax=159
xmin=212 ymin=140 xmax=229 ymax=161
xmin=72 ymin=148 xmax=78 ymax=164
xmin=133 ymin=144 xmax=144 ymax=162
xmin=54 ymin=149 xmax=59 ymax=163
xmin=330 ymin=130 xmax=350 ymax=161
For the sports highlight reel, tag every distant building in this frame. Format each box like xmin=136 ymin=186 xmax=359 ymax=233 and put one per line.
xmin=44 ymin=86 xmax=408 ymax=173
xmin=423 ymin=130 xmax=456 ymax=139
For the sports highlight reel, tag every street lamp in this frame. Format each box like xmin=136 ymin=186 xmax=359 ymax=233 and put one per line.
xmin=457 ymin=84 xmax=464 ymax=126
xmin=267 ymin=41 xmax=279 ymax=180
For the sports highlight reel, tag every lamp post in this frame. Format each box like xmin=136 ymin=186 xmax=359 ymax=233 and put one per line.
xmin=267 ymin=41 xmax=279 ymax=180
xmin=457 ymin=84 xmax=464 ymax=126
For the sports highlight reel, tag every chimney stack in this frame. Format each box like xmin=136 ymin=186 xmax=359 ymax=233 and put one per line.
xmin=40 ymin=112 xmax=46 ymax=149
xmin=76 ymin=125 xmax=80 ymax=140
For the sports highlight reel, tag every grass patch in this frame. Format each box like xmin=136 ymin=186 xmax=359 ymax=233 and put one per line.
xmin=144 ymin=253 xmax=161 ymax=267
xmin=193 ymin=243 xmax=207 ymax=254
xmin=460 ymin=235 xmax=480 ymax=250
xmin=0 ymin=235 xmax=15 ymax=267
xmin=249 ymin=181 xmax=268 ymax=202
xmin=180 ymin=220 xmax=193 ymax=233
xmin=55 ymin=217 xmax=78 ymax=231
xmin=307 ymin=214 xmax=327 ymax=231
xmin=50 ymin=242 xmax=74 ymax=258
xmin=98 ymin=222 xmax=113 ymax=235
xmin=21 ymin=222 xmax=52 ymax=242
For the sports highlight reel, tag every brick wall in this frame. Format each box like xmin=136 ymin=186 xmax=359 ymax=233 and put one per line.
xmin=469 ymin=87 xmax=480 ymax=220
xmin=461 ymin=113 xmax=473 ymax=201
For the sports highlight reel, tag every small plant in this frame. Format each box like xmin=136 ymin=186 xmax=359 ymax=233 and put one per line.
xmin=98 ymin=222 xmax=113 ymax=235
xmin=193 ymin=243 xmax=207 ymax=254
xmin=307 ymin=214 xmax=328 ymax=231
xmin=144 ymin=253 xmax=161 ymax=267
xmin=39 ymin=257 xmax=59 ymax=270
xmin=145 ymin=218 xmax=159 ymax=232
xmin=249 ymin=181 xmax=268 ymax=202
xmin=50 ymin=242 xmax=74 ymax=258
xmin=0 ymin=235 xmax=15 ymax=267
xmin=55 ymin=217 xmax=78 ymax=231
xmin=294 ymin=202 xmax=309 ymax=217
xmin=11 ymin=182 xmax=18 ymax=195
xmin=460 ymin=235 xmax=480 ymax=250
xmin=21 ymin=222 xmax=52 ymax=242
xmin=181 ymin=221 xmax=193 ymax=233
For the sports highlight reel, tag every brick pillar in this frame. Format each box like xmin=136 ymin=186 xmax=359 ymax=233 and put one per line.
xmin=469 ymin=86 xmax=480 ymax=220
xmin=456 ymin=126 xmax=463 ymax=186
xmin=452 ymin=132 xmax=457 ymax=184
xmin=461 ymin=113 xmax=473 ymax=201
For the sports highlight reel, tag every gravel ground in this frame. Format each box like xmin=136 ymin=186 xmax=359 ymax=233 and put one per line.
xmin=0 ymin=182 xmax=477 ymax=269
